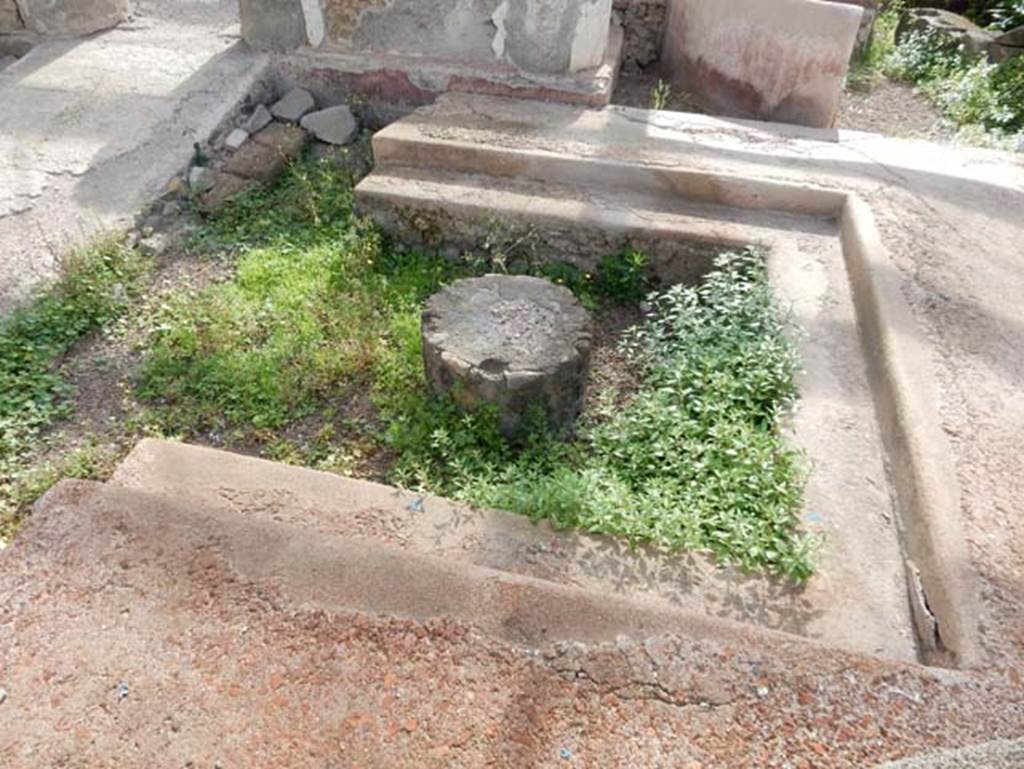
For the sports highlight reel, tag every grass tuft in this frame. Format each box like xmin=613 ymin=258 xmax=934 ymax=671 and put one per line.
xmin=0 ymin=237 xmax=148 ymax=538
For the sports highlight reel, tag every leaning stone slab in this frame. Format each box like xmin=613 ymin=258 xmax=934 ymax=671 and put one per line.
xmin=300 ymin=105 xmax=358 ymax=145
xmin=222 ymin=123 xmax=309 ymax=183
xmin=188 ymin=165 xmax=216 ymax=194
xmin=661 ymin=0 xmax=862 ymax=128
xmin=422 ymin=275 xmax=592 ymax=439
xmin=996 ymin=24 xmax=1024 ymax=51
xmin=270 ymin=87 xmax=316 ymax=123
xmin=0 ymin=0 xmax=22 ymax=32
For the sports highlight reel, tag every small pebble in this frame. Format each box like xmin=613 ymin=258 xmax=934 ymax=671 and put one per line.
xmin=0 ymin=688 xmax=8 ymax=705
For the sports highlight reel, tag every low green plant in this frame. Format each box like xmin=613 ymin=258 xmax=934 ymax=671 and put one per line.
xmin=0 ymin=237 xmax=147 ymax=536
xmin=650 ymin=79 xmax=671 ymax=111
xmin=383 ymin=249 xmax=813 ymax=582
xmin=848 ymin=0 xmax=905 ymax=88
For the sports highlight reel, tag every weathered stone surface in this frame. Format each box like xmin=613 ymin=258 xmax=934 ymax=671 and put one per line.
xmin=188 ymin=165 xmax=216 ymax=194
xmin=270 ymin=87 xmax=315 ymax=122
xmin=243 ymin=104 xmax=273 ymax=134
xmin=422 ymin=275 xmax=592 ymax=439
xmin=240 ymin=0 xmax=308 ymax=49
xmin=16 ymin=0 xmax=127 ymax=36
xmin=661 ymin=0 xmax=862 ymax=128
xmin=222 ymin=142 xmax=286 ymax=182
xmin=896 ymin=8 xmax=999 ymax=59
xmin=0 ymin=0 xmax=23 ymax=32
xmin=225 ymin=128 xmax=249 ymax=151
xmin=252 ymin=121 xmax=309 ymax=155
xmin=497 ymin=0 xmax=615 ymax=73
xmin=223 ymin=123 xmax=309 ymax=183
xmin=613 ymin=0 xmax=666 ymax=71
xmin=199 ymin=172 xmax=257 ymax=213
xmin=300 ymin=104 xmax=358 ymax=145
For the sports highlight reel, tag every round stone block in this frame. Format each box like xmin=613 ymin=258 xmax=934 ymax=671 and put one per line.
xmin=422 ymin=275 xmax=593 ymax=439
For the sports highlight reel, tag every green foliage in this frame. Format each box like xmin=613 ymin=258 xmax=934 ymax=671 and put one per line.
xmin=0 ymin=238 xmax=147 ymax=536
xmin=138 ymin=160 xmax=463 ymax=433
xmin=0 ymin=239 xmax=144 ymax=471
xmin=883 ymin=27 xmax=1024 ymax=134
xmin=967 ymin=0 xmax=1024 ymax=30
xmin=384 ymin=249 xmax=813 ymax=582
xmin=530 ymin=249 xmax=650 ymax=311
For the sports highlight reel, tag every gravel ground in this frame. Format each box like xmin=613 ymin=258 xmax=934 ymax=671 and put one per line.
xmin=1 ymin=482 xmax=1023 ymax=769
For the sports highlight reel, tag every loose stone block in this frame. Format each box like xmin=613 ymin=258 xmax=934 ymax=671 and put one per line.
xmin=221 ymin=124 xmax=308 ymax=183
xmin=270 ymin=87 xmax=316 ymax=123
xmin=188 ymin=166 xmax=216 ymax=194
xmin=422 ymin=275 xmax=592 ymax=439
xmin=0 ymin=0 xmax=23 ymax=33
xmin=199 ymin=172 xmax=257 ymax=213
xmin=16 ymin=0 xmax=127 ymax=36
xmin=243 ymin=104 xmax=273 ymax=134
xmin=300 ymin=105 xmax=358 ymax=145
xmin=240 ymin=0 xmax=309 ymax=49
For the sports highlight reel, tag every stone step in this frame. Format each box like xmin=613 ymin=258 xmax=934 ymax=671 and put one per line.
xmin=38 ymin=476 xmax=789 ymax=651
xmin=356 ymin=163 xmax=823 ymax=280
xmin=110 ymin=440 xmax=918 ymax=662
xmin=364 ymin=92 xmax=845 ymax=217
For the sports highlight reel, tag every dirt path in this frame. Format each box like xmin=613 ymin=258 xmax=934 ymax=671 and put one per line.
xmin=838 ymin=80 xmax=952 ymax=140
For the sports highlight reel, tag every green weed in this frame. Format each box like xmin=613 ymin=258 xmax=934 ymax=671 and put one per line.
xmin=382 ymin=249 xmax=813 ymax=582
xmin=0 ymin=238 xmax=148 ymax=537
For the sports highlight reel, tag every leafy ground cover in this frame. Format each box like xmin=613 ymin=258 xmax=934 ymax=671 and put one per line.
xmin=850 ymin=1 xmax=1024 ymax=144
xmin=0 ymin=239 xmax=149 ymax=538
xmin=0 ymin=155 xmax=812 ymax=581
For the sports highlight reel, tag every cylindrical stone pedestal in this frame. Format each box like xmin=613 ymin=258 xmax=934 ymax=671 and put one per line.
xmin=422 ymin=275 xmax=593 ymax=439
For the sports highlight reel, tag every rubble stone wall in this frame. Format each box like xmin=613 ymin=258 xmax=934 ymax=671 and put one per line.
xmin=6 ymin=0 xmax=127 ymax=37
xmin=613 ymin=0 xmax=667 ymax=71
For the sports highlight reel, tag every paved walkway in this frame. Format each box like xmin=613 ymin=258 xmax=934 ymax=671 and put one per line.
xmin=0 ymin=0 xmax=268 ymax=315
